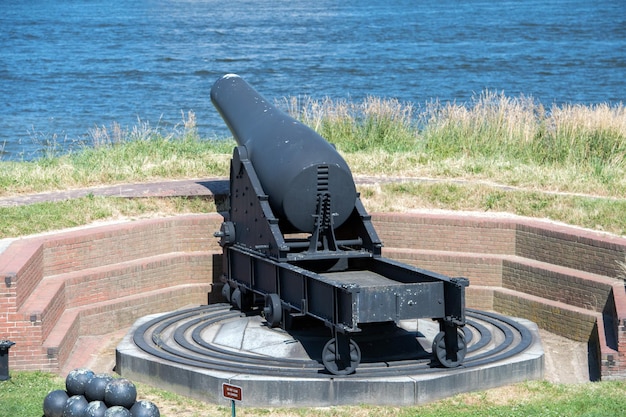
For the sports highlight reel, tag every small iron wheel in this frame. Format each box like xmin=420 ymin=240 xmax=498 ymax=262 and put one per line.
xmin=432 ymin=330 xmax=467 ymax=368
xmin=231 ymin=287 xmax=253 ymax=312
xmin=221 ymin=283 xmax=231 ymax=302
xmin=231 ymin=288 xmax=241 ymax=308
xmin=322 ymin=337 xmax=361 ymax=376
xmin=263 ymin=293 xmax=282 ymax=327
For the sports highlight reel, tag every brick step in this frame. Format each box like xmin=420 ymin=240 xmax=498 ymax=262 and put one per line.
xmin=500 ymin=256 xmax=617 ymax=312
xmin=384 ymin=247 xmax=617 ymax=312
xmin=40 ymin=214 xmax=223 ymax=277
xmin=0 ymin=237 xmax=45 ymax=311
xmin=17 ymin=251 xmax=214 ymax=343
xmin=43 ymin=283 xmax=211 ymax=372
xmin=486 ymin=285 xmax=603 ymax=342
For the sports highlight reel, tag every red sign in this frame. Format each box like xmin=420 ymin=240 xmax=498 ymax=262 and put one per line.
xmin=222 ymin=383 xmax=243 ymax=401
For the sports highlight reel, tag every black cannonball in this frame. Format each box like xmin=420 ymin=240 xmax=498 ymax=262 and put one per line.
xmin=130 ymin=400 xmax=160 ymax=417
xmin=43 ymin=389 xmax=69 ymax=417
xmin=85 ymin=373 xmax=114 ymax=402
xmin=63 ymin=394 xmax=89 ymax=417
xmin=66 ymin=368 xmax=95 ymax=396
xmin=85 ymin=401 xmax=108 ymax=417
xmin=104 ymin=406 xmax=131 ymax=417
xmin=104 ymin=378 xmax=137 ymax=409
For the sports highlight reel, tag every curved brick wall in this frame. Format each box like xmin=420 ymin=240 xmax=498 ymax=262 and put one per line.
xmin=374 ymin=212 xmax=626 ymax=380
xmin=0 ymin=214 xmax=224 ymax=373
xmin=1 ymin=211 xmax=624 ymax=379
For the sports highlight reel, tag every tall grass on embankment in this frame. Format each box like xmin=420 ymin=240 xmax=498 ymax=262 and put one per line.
xmin=288 ymin=91 xmax=626 ymax=165
xmin=0 ymin=112 xmax=234 ymax=195
xmin=1 ymin=93 xmax=625 ymax=238
xmin=286 ymin=91 xmax=626 ymax=196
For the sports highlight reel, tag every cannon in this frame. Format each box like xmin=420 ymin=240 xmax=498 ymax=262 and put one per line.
xmin=211 ymin=74 xmax=468 ymax=375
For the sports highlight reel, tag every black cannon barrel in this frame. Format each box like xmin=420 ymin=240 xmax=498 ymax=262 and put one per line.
xmin=211 ymin=74 xmax=357 ymax=233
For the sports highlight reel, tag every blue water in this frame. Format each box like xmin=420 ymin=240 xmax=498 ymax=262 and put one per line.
xmin=1 ymin=0 xmax=625 ymax=160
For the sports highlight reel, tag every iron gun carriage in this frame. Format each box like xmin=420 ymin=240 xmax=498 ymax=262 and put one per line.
xmin=211 ymin=74 xmax=468 ymax=375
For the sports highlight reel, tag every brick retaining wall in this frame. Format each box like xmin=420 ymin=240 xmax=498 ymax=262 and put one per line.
xmin=371 ymin=212 xmax=626 ymax=379
xmin=1 ymin=211 xmax=625 ymax=379
xmin=0 ymin=214 xmax=224 ymax=372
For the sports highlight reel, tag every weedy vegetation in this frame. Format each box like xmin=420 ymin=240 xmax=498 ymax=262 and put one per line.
xmin=1 ymin=94 xmax=626 ymax=416
xmin=1 ymin=92 xmax=625 ymax=238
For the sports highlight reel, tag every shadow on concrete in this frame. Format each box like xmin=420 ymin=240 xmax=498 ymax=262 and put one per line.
xmin=286 ymin=320 xmax=430 ymax=370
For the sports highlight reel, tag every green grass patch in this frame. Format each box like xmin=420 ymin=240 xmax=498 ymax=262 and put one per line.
xmin=2 ymin=181 xmax=623 ymax=240
xmin=0 ymin=196 xmax=216 ymax=239
xmin=285 ymin=96 xmax=420 ymax=153
xmin=0 ymin=94 xmax=625 ymax=239
xmin=2 ymin=94 xmax=625 ymax=197
xmin=358 ymin=181 xmax=626 ymax=236
xmin=1 ymin=372 xmax=625 ymax=417
xmin=288 ymin=92 xmax=626 ymax=170
xmin=0 ymin=122 xmax=233 ymax=196
xmin=1 ymin=99 xmax=625 ymax=416
xmin=0 ymin=371 xmax=65 ymax=417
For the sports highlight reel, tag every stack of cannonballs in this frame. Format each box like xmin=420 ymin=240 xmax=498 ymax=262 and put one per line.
xmin=43 ymin=368 xmax=160 ymax=417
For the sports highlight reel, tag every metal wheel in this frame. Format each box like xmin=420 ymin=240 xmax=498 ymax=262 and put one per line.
xmin=232 ymin=287 xmax=253 ymax=312
xmin=432 ymin=330 xmax=467 ymax=368
xmin=263 ymin=293 xmax=282 ymax=327
xmin=231 ymin=288 xmax=241 ymax=308
xmin=221 ymin=283 xmax=231 ymax=302
xmin=322 ymin=337 xmax=361 ymax=376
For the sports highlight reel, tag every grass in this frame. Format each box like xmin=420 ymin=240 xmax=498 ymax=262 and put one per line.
xmin=0 ymin=94 xmax=625 ymax=415
xmin=1 ymin=372 xmax=625 ymax=417
xmin=1 ymin=95 xmax=625 ymax=238
xmin=4 ymin=92 xmax=625 ymax=199
xmin=0 ymin=136 xmax=232 ymax=196
xmin=0 ymin=372 xmax=61 ymax=417
xmin=358 ymin=181 xmax=626 ymax=236
xmin=0 ymin=195 xmax=216 ymax=238
xmin=289 ymin=91 xmax=626 ymax=165
xmin=291 ymin=91 xmax=626 ymax=197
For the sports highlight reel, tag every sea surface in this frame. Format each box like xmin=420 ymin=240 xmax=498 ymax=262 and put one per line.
xmin=1 ymin=0 xmax=625 ymax=160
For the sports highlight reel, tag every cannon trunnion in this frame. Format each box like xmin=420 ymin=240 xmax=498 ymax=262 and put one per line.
xmin=212 ymin=74 xmax=468 ymax=375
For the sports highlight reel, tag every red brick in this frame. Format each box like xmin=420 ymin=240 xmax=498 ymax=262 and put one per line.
xmin=1 ymin=211 xmax=625 ymax=380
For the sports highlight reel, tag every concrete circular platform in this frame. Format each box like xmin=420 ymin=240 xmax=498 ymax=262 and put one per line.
xmin=116 ymin=304 xmax=544 ymax=407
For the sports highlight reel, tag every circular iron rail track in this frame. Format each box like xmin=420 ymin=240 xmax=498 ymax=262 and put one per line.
xmin=132 ymin=304 xmax=533 ymax=378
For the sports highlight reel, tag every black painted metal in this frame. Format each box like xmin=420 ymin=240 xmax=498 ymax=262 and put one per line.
xmin=210 ymin=74 xmax=469 ymax=374
xmin=0 ymin=340 xmax=15 ymax=381
xmin=211 ymin=74 xmax=357 ymax=234
xmin=130 ymin=305 xmax=534 ymax=378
